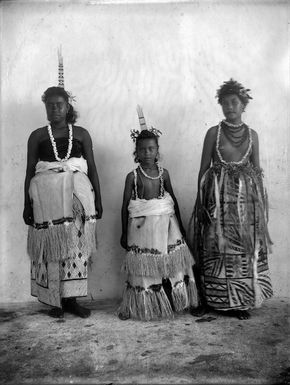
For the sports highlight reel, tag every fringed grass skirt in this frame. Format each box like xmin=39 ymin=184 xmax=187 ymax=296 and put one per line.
xmin=189 ymin=162 xmax=273 ymax=311
xmin=31 ymin=196 xmax=92 ymax=308
xmin=119 ymin=212 xmax=198 ymax=321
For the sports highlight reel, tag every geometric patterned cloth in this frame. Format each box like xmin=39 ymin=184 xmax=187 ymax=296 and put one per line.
xmin=190 ymin=160 xmax=273 ymax=311
xmin=31 ymin=195 xmax=88 ymax=307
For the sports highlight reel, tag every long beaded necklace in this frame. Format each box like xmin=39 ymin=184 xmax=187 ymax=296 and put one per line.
xmin=47 ymin=123 xmax=73 ymax=162
xmin=216 ymin=122 xmax=252 ymax=165
xmin=221 ymin=121 xmax=249 ymax=148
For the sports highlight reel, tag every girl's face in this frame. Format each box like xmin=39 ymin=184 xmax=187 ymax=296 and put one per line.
xmin=45 ymin=95 xmax=69 ymax=124
xmin=221 ymin=94 xmax=244 ymax=122
xmin=137 ymin=138 xmax=158 ymax=165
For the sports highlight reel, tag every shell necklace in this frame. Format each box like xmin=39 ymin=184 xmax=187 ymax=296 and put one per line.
xmin=216 ymin=121 xmax=252 ymax=165
xmin=139 ymin=163 xmax=164 ymax=180
xmin=221 ymin=122 xmax=248 ymax=148
xmin=223 ymin=119 xmax=244 ymax=128
xmin=47 ymin=123 xmax=73 ymax=162
xmin=137 ymin=163 xmax=165 ymax=197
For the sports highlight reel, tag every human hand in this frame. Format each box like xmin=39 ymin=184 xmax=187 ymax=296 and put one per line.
xmin=23 ymin=204 xmax=34 ymax=226
xmin=120 ymin=233 xmax=128 ymax=250
xmin=180 ymin=225 xmax=186 ymax=238
xmin=95 ymin=202 xmax=103 ymax=219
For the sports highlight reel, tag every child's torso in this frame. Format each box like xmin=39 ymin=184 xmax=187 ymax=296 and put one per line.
xmin=132 ymin=167 xmax=165 ymax=200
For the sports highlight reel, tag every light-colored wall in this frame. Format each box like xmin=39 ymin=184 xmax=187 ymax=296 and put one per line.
xmin=1 ymin=0 xmax=289 ymax=303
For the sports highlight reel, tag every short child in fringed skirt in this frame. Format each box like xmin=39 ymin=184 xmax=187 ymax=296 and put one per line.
xmin=118 ymin=107 xmax=198 ymax=321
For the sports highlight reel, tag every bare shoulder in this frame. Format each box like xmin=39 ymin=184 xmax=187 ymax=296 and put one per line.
xmin=73 ymin=125 xmax=90 ymax=141
xmin=162 ymin=167 xmax=170 ymax=178
xmin=126 ymin=171 xmax=135 ymax=183
xmin=250 ymin=128 xmax=259 ymax=140
xmin=206 ymin=125 xmax=218 ymax=139
xmin=29 ymin=126 xmax=47 ymax=142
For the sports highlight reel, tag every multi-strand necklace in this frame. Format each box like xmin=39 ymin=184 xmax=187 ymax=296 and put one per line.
xmin=47 ymin=123 xmax=73 ymax=162
xmin=222 ymin=120 xmax=248 ymax=147
xmin=216 ymin=121 xmax=252 ymax=165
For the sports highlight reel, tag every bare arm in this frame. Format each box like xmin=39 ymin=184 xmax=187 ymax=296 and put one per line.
xmin=250 ymin=129 xmax=260 ymax=169
xmin=120 ymin=172 xmax=134 ymax=249
xmin=196 ymin=127 xmax=216 ymax=205
xmin=163 ymin=169 xmax=185 ymax=236
xmin=23 ymin=131 xmax=39 ymax=225
xmin=82 ymin=128 xmax=103 ymax=219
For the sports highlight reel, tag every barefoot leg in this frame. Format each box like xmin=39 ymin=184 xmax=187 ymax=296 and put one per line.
xmin=62 ymin=298 xmax=91 ymax=318
xmin=48 ymin=307 xmax=64 ymax=318
xmin=236 ymin=310 xmax=250 ymax=320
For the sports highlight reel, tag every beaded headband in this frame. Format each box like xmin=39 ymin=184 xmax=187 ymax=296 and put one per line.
xmin=216 ymin=78 xmax=252 ymax=104
xmin=130 ymin=105 xmax=162 ymax=142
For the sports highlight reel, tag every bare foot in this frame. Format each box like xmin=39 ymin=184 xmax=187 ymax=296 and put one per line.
xmin=118 ymin=312 xmax=130 ymax=321
xmin=236 ymin=310 xmax=250 ymax=320
xmin=62 ymin=298 xmax=91 ymax=318
xmin=48 ymin=307 xmax=64 ymax=318
xmin=190 ymin=304 xmax=209 ymax=317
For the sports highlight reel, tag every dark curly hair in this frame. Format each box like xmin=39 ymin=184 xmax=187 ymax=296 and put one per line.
xmin=42 ymin=86 xmax=78 ymax=124
xmin=216 ymin=78 xmax=252 ymax=106
xmin=133 ymin=129 xmax=160 ymax=163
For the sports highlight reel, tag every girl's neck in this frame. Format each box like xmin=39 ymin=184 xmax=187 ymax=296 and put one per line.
xmin=50 ymin=121 xmax=68 ymax=130
xmin=139 ymin=162 xmax=157 ymax=169
xmin=225 ymin=117 xmax=242 ymax=125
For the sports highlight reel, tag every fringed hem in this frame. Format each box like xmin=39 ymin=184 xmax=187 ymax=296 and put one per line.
xmin=118 ymin=277 xmax=199 ymax=321
xmin=186 ymin=278 xmax=199 ymax=309
xmin=27 ymin=221 xmax=97 ymax=262
xmin=118 ymin=284 xmax=174 ymax=321
xmin=172 ymin=278 xmax=199 ymax=312
xmin=122 ymin=244 xmax=194 ymax=278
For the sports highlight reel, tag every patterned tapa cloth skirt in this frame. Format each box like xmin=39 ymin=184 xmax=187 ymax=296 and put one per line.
xmin=28 ymin=158 xmax=97 ymax=308
xmin=31 ymin=196 xmax=91 ymax=308
xmin=118 ymin=192 xmax=198 ymax=321
xmin=188 ymin=162 xmax=273 ymax=311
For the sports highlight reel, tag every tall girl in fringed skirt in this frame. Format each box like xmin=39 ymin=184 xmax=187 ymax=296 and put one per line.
xmin=188 ymin=79 xmax=273 ymax=320
xmin=118 ymin=107 xmax=198 ymax=321
xmin=23 ymin=50 xmax=102 ymax=318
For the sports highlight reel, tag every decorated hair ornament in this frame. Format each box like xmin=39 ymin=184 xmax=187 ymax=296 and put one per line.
xmin=41 ymin=46 xmax=76 ymax=104
xmin=130 ymin=105 xmax=163 ymax=142
xmin=216 ymin=78 xmax=253 ymax=105
xmin=137 ymin=104 xmax=148 ymax=130
xmin=58 ymin=46 xmax=64 ymax=88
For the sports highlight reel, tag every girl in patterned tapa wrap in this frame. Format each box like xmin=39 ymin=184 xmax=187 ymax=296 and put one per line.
xmin=23 ymin=86 xmax=102 ymax=319
xmin=188 ymin=79 xmax=273 ymax=320
xmin=118 ymin=107 xmax=198 ymax=321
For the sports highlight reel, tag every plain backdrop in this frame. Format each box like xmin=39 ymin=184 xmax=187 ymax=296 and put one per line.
xmin=0 ymin=0 xmax=289 ymax=302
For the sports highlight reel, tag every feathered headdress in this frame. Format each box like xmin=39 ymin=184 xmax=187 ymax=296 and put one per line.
xmin=130 ymin=105 xmax=162 ymax=142
xmin=57 ymin=46 xmax=65 ymax=88
xmin=216 ymin=78 xmax=252 ymax=105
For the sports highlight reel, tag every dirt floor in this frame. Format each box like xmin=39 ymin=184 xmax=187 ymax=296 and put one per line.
xmin=0 ymin=297 xmax=289 ymax=384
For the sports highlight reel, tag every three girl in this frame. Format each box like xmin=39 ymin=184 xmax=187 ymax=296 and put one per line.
xmin=24 ymin=77 xmax=272 ymax=321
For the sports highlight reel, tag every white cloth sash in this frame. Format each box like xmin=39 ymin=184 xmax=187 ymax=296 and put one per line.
xmin=35 ymin=156 xmax=88 ymax=174
xmin=128 ymin=192 xmax=175 ymax=218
